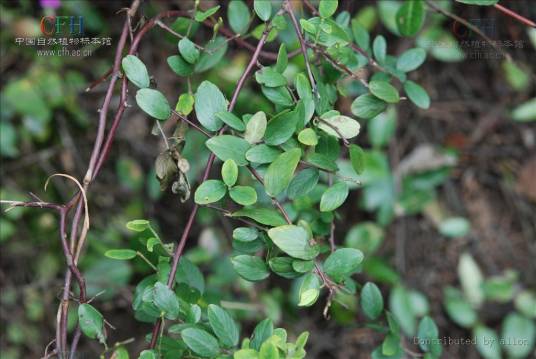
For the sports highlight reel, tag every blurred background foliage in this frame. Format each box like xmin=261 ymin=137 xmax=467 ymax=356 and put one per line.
xmin=0 ymin=0 xmax=535 ymax=358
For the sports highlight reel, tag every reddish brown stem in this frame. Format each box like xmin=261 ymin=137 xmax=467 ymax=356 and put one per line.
xmin=284 ymin=0 xmax=317 ymax=97
xmin=494 ymin=3 xmax=536 ymax=28
xmin=148 ymin=26 xmax=273 ymax=351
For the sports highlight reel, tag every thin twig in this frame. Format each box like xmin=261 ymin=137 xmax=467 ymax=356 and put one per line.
xmin=171 ymin=110 xmax=211 ymax=138
xmin=284 ymin=0 xmax=318 ymax=97
xmin=148 ymin=22 xmax=274 ymax=351
xmin=316 ymin=117 xmax=351 ymax=147
xmin=85 ymin=67 xmax=113 ymax=92
xmin=156 ymin=20 xmax=207 ymax=51
xmin=425 ymin=0 xmax=512 ymax=62
xmin=155 ymin=121 xmax=170 ymax=150
xmin=493 ymin=3 xmax=536 ymax=28
xmin=307 ymin=42 xmax=369 ymax=87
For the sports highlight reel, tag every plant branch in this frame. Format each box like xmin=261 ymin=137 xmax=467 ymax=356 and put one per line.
xmin=425 ymin=0 xmax=512 ymax=62
xmin=284 ymin=0 xmax=317 ymax=97
xmin=171 ymin=110 xmax=211 ymax=138
xmin=307 ymin=42 xmax=369 ymax=87
xmin=493 ymin=3 xmax=536 ymax=28
xmin=148 ymin=24 xmax=273 ymax=351
xmin=316 ymin=117 xmax=350 ymax=147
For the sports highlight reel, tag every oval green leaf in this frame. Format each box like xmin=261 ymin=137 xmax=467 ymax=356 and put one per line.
xmin=135 ymin=89 xmax=171 ymax=120
xmin=194 ymin=180 xmax=227 ymax=204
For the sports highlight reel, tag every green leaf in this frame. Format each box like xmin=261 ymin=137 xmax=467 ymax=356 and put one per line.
xmin=221 ymin=159 xmax=238 ymax=187
xmin=254 ymin=0 xmax=272 ymax=21
xmin=126 ymin=219 xmax=150 ymax=232
xmin=206 ymin=135 xmax=250 ymax=166
xmin=351 ymin=20 xmax=370 ymax=50
xmin=351 ymin=94 xmax=387 ymax=119
xmin=300 ymin=18 xmax=317 ymax=34
xmin=473 ymin=326 xmax=501 ymax=359
xmin=195 ymin=37 xmax=228 ymax=73
xmin=389 ymin=286 xmax=416 ymax=336
xmin=122 ymin=55 xmax=150 ymax=88
xmin=349 ymin=144 xmax=365 ymax=175
xmin=234 ymin=349 xmax=259 ymax=359
xmin=274 ymin=44 xmax=288 ymax=73
xmin=368 ymin=108 xmax=396 ymax=148
xmin=372 ymin=35 xmax=387 ymax=63
xmin=501 ymin=313 xmax=535 ymax=358
xmin=255 ymin=67 xmax=287 ymax=87
xmin=78 ymin=304 xmax=105 ymax=342
xmin=439 ymin=217 xmax=470 ymax=237
xmin=231 ymin=208 xmax=287 ymax=226
xmin=417 ymin=28 xmax=465 ymax=62
xmin=324 ymin=248 xmax=364 ymax=282
xmin=269 ymin=257 xmax=301 ymax=279
xmin=305 ymin=152 xmax=338 ymax=172
xmin=259 ymin=341 xmax=279 ymax=359
xmin=502 ymin=60 xmax=530 ymax=91
xmin=515 ymin=291 xmax=536 ymax=319
xmin=443 ymin=287 xmax=477 ymax=328
xmin=265 ymin=110 xmax=299 ymax=145
xmin=369 ymin=81 xmax=400 ymax=104
xmin=396 ymin=0 xmax=425 ymax=37
xmin=298 ymin=128 xmax=318 ymax=146
xmin=230 ymin=186 xmax=258 ymax=206
xmin=176 ymin=93 xmax=195 ymax=115
xmin=287 ymin=168 xmax=320 ymax=199
xmin=105 ymin=249 xmax=137 ymax=260
xmin=320 ymin=182 xmax=349 ymax=212
xmin=381 ymin=334 xmax=400 ymax=357
xmin=512 ymin=98 xmax=536 ymax=122
xmin=251 ymin=318 xmax=273 ymax=351
xmin=318 ymin=115 xmax=361 ymax=139
xmin=231 ymin=255 xmax=270 ymax=281
xmin=295 ymin=73 xmax=312 ymax=99
xmin=176 ymin=257 xmax=205 ymax=294
xmin=268 ymin=225 xmax=319 ymax=260
xmin=396 ymin=48 xmax=426 ymax=72
xmin=404 ymin=81 xmax=430 ymax=109
xmin=215 ymin=111 xmax=246 ymax=131
xmin=292 ymin=259 xmax=314 ymax=273
xmin=178 ymin=38 xmax=200 ymax=64
xmin=112 ymin=347 xmax=129 ymax=359
xmin=228 ymin=0 xmax=250 ymax=34
xmin=361 ymin=282 xmax=384 ymax=320
xmin=195 ymin=81 xmax=228 ymax=131
xmin=233 ymin=227 xmax=259 ymax=242
xmin=194 ymin=5 xmax=220 ymax=22
xmin=246 ymin=145 xmax=281 ymax=164
xmin=136 ymin=89 xmax=171 ymax=120
xmin=458 ymin=252 xmax=484 ymax=307
xmin=261 ymin=86 xmax=293 ymax=107
xmin=194 ymin=180 xmax=227 ymax=204
xmin=138 ymin=350 xmax=156 ymax=359
xmin=456 ymin=0 xmax=498 ymax=5
xmin=182 ymin=328 xmax=220 ymax=358
xmin=264 ymin=148 xmax=302 ymax=197
xmin=245 ymin=111 xmax=267 ymax=144
xmin=298 ymin=276 xmax=320 ymax=307
xmin=153 ymin=282 xmax=180 ymax=320
xmin=167 ymin=55 xmax=194 ymax=77
xmin=319 ymin=0 xmax=338 ymax=18
xmin=417 ymin=316 xmax=441 ymax=356
xmin=208 ymin=304 xmax=240 ymax=347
